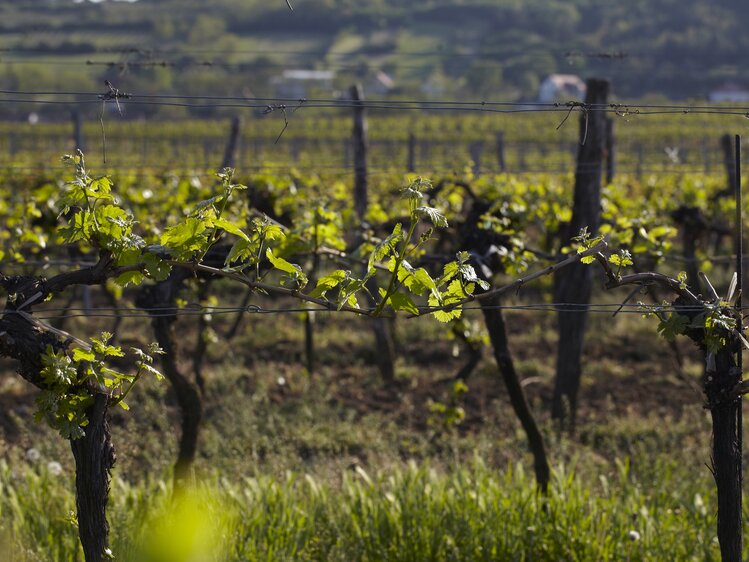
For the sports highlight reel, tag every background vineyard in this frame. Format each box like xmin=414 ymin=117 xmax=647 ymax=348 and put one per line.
xmin=0 ymin=112 xmax=745 ymax=174
xmin=0 ymin=92 xmax=746 ymax=559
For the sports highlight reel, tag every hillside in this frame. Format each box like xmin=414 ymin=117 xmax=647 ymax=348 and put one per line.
xmin=0 ymin=0 xmax=747 ymax=113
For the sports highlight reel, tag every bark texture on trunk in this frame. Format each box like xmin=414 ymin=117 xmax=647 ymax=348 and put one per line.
xmin=70 ymin=393 xmax=115 ymax=562
xmin=551 ymin=78 xmax=610 ymax=428
xmin=706 ymin=347 xmax=742 ymax=562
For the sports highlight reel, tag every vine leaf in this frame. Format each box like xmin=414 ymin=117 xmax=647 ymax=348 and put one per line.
xmin=368 ymin=223 xmax=403 ymax=273
xmin=213 ymin=218 xmax=250 ymax=242
xmin=309 ymin=270 xmax=348 ymax=299
xmin=380 ymin=290 xmax=420 ymax=315
xmin=657 ymin=313 xmax=689 ymax=341
xmin=266 ymin=248 xmax=308 ymax=288
xmin=414 ymin=206 xmax=448 ymax=228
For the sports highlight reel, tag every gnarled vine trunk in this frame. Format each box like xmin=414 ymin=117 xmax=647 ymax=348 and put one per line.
xmin=707 ymin=347 xmax=742 ymax=561
xmin=152 ymin=314 xmax=203 ymax=484
xmin=593 ymin=253 xmax=743 ymax=562
xmin=0 ymin=263 xmax=122 ymax=562
xmin=480 ymin=296 xmax=550 ymax=492
xmin=137 ymin=270 xmax=203 ymax=487
xmin=70 ymin=393 xmax=115 ymax=562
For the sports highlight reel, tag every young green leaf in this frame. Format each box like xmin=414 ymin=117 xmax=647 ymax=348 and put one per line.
xmin=657 ymin=313 xmax=689 ymax=341
xmin=389 ymin=292 xmax=420 ymax=315
xmin=161 ymin=218 xmax=209 ymax=258
xmin=414 ymin=206 xmax=448 ymax=228
xmin=142 ymin=253 xmax=171 ymax=282
xmin=309 ymin=269 xmax=348 ymax=299
xmin=266 ymin=248 xmax=308 ymax=287
xmin=368 ymin=223 xmax=403 ymax=273
xmin=213 ymin=218 xmax=250 ymax=242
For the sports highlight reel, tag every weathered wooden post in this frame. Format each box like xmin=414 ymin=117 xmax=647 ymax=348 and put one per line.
xmin=221 ymin=116 xmax=242 ymax=169
xmin=291 ymin=138 xmax=301 ymax=163
xmin=551 ymin=78 xmax=609 ymax=427
xmin=350 ymin=84 xmax=396 ymax=384
xmin=496 ymin=131 xmax=507 ymax=172
xmin=469 ymin=141 xmax=483 ymax=177
xmin=722 ymin=134 xmax=737 ymax=198
xmin=351 ymin=85 xmax=368 ymax=219
xmin=518 ymin=142 xmax=527 ymax=172
xmin=8 ymin=130 xmax=17 ymax=157
xmin=670 ymin=206 xmax=706 ymax=294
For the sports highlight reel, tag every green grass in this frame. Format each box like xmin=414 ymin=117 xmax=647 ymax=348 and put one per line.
xmin=0 ymin=452 xmax=732 ymax=561
xmin=0 ymin=302 xmax=735 ymax=560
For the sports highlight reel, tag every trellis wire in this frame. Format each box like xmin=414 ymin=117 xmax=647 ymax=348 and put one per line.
xmin=2 ymin=302 xmax=742 ymax=322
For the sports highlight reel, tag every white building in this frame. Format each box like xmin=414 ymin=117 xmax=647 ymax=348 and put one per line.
xmin=708 ymin=83 xmax=749 ymax=103
xmin=538 ymin=74 xmax=586 ymax=103
xmin=271 ymin=70 xmax=336 ymax=99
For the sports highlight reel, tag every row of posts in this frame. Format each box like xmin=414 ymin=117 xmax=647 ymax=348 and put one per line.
xmin=0 ymin=113 xmax=739 ymax=181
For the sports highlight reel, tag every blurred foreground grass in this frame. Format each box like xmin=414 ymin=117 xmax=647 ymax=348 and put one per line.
xmin=0 ymin=452 xmax=734 ymax=561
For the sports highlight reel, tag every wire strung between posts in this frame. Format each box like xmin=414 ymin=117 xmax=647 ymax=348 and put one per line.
xmin=3 ymin=302 xmax=743 ymax=322
xmin=0 ymin=88 xmax=747 ymax=111
xmin=5 ymin=243 xmax=749 ymax=272
xmin=0 ymin=98 xmax=747 ymax=117
xmin=1 ymin=89 xmax=748 ymax=116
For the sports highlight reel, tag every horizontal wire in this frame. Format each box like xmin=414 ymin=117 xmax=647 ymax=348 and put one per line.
xmin=16 ymin=302 xmax=723 ymax=314
xmin=0 ymin=89 xmax=748 ymax=114
xmin=3 ymin=247 xmax=748 ymax=273
xmin=0 ymin=98 xmax=590 ymax=114
xmin=0 ymin=90 xmax=565 ymax=106
xmin=0 ymin=100 xmax=742 ymax=117
xmin=1 ymin=302 xmax=739 ymax=322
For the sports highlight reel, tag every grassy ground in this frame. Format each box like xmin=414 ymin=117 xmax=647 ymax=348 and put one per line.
xmin=0 ymin=279 xmax=743 ymax=560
